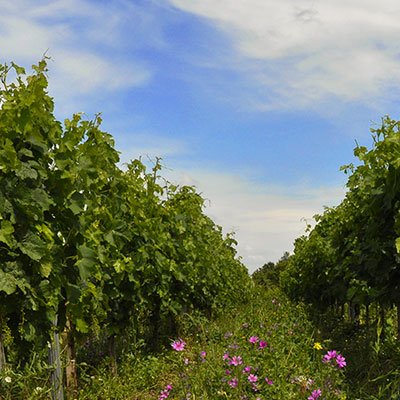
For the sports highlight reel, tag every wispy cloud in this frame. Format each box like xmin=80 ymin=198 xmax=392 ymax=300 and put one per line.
xmin=0 ymin=0 xmax=152 ymax=112
xmin=167 ymin=0 xmax=400 ymax=111
xmin=164 ymin=167 xmax=346 ymax=272
xmin=116 ymin=134 xmax=190 ymax=167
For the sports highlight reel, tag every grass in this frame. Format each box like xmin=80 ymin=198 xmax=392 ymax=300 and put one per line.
xmin=1 ymin=286 xmax=399 ymax=399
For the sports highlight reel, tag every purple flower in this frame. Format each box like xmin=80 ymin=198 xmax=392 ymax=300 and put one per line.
xmin=243 ymin=323 xmax=248 ymax=328
xmin=308 ymin=389 xmax=322 ymax=399
xmin=171 ymin=339 xmax=186 ymax=351
xmin=249 ymin=336 xmax=259 ymax=344
xmin=242 ymin=366 xmax=252 ymax=374
xmin=225 ymin=369 xmax=231 ymax=375
xmin=201 ymin=351 xmax=206 ymax=358
xmin=265 ymin=377 xmax=273 ymax=385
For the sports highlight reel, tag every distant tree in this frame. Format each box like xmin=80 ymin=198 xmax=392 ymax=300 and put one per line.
xmin=252 ymin=252 xmax=291 ymax=289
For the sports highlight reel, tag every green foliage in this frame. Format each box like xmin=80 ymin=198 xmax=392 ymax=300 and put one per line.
xmin=0 ymin=58 xmax=251 ymax=382
xmin=252 ymin=252 xmax=290 ymax=290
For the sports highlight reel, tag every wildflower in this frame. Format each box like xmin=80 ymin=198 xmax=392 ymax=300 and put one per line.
xmin=223 ymin=352 xmax=230 ymax=360
xmin=313 ymin=342 xmax=322 ymax=350
xmin=229 ymin=344 xmax=239 ymax=349
xmin=242 ymin=366 xmax=252 ymax=374
xmin=308 ymin=389 xmax=322 ymax=399
xmin=258 ymin=340 xmax=267 ymax=349
xmin=265 ymin=377 xmax=273 ymax=384
xmin=323 ymin=350 xmax=337 ymax=362
xmin=201 ymin=351 xmax=206 ymax=357
xmin=249 ymin=336 xmax=258 ymax=344
xmin=185 ymin=358 xmax=189 ymax=364
xmin=158 ymin=384 xmax=172 ymax=400
xmin=248 ymin=374 xmax=258 ymax=383
xmin=230 ymin=356 xmax=242 ymax=366
xmin=336 ymin=355 xmax=346 ymax=368
xmin=4 ymin=376 xmax=11 ymax=383
xmin=272 ymin=299 xmax=276 ymax=303
xmin=243 ymin=323 xmax=248 ymax=328
xmin=224 ymin=331 xmax=233 ymax=339
xmin=225 ymin=369 xmax=231 ymax=374
xmin=171 ymin=339 xmax=186 ymax=351
xmin=228 ymin=377 xmax=238 ymax=387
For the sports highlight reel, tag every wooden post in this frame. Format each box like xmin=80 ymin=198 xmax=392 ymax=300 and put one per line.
xmin=0 ymin=331 xmax=6 ymax=372
xmin=65 ymin=317 xmax=77 ymax=395
xmin=49 ymin=318 xmax=64 ymax=400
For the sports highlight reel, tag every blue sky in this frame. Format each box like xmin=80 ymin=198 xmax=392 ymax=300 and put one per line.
xmin=2 ymin=0 xmax=400 ymax=272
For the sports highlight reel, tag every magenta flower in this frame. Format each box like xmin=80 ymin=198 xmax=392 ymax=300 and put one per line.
xmin=323 ymin=350 xmax=337 ymax=362
xmin=225 ymin=369 xmax=231 ymax=375
xmin=184 ymin=358 xmax=189 ymax=364
xmin=249 ymin=336 xmax=258 ymax=344
xmin=242 ymin=366 xmax=252 ymax=374
xmin=223 ymin=352 xmax=230 ymax=360
xmin=248 ymin=374 xmax=258 ymax=383
xmin=228 ymin=378 xmax=238 ymax=387
xmin=230 ymin=356 xmax=243 ymax=366
xmin=308 ymin=389 xmax=322 ymax=399
xmin=258 ymin=340 xmax=267 ymax=349
xmin=171 ymin=339 xmax=186 ymax=351
xmin=265 ymin=377 xmax=273 ymax=385
xmin=243 ymin=323 xmax=249 ymax=328
xmin=272 ymin=299 xmax=276 ymax=303
xmin=336 ymin=354 xmax=346 ymax=368
xmin=201 ymin=351 xmax=206 ymax=358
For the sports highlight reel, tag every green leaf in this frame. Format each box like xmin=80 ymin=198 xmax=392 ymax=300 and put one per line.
xmin=0 ymin=270 xmax=17 ymax=295
xmin=18 ymin=231 xmax=47 ymax=261
xmin=76 ymin=245 xmax=97 ymax=281
xmin=40 ymin=261 xmax=52 ymax=278
xmin=66 ymin=283 xmax=82 ymax=304
xmin=0 ymin=220 xmax=16 ymax=248
xmin=396 ymin=237 xmax=400 ymax=254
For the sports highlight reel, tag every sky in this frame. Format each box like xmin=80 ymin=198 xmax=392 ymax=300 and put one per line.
xmin=2 ymin=0 xmax=400 ymax=272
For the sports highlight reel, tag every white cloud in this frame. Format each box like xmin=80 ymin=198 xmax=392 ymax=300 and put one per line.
xmin=167 ymin=0 xmax=400 ymax=109
xmin=163 ymin=167 xmax=346 ymax=273
xmin=116 ymin=134 xmax=190 ymax=167
xmin=0 ymin=0 xmax=152 ymax=109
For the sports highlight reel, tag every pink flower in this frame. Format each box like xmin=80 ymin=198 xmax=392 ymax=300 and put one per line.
xmin=249 ymin=336 xmax=258 ymax=344
xmin=258 ymin=340 xmax=267 ymax=349
xmin=265 ymin=377 xmax=273 ymax=385
xmin=184 ymin=358 xmax=189 ymax=364
xmin=272 ymin=299 xmax=276 ymax=303
xmin=230 ymin=356 xmax=242 ymax=366
xmin=308 ymin=389 xmax=322 ymax=399
xmin=171 ymin=339 xmax=186 ymax=351
xmin=228 ymin=378 xmax=238 ymax=387
xmin=248 ymin=374 xmax=258 ymax=383
xmin=336 ymin=355 xmax=346 ymax=368
xmin=242 ymin=366 xmax=252 ymax=374
xmin=323 ymin=350 xmax=337 ymax=362
xmin=201 ymin=351 xmax=206 ymax=358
